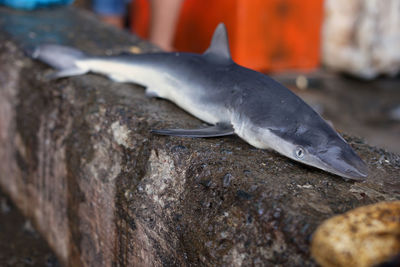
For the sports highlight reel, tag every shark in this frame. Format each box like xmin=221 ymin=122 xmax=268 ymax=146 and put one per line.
xmin=31 ymin=23 xmax=368 ymax=180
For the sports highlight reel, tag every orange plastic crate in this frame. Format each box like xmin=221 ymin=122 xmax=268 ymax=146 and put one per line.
xmin=131 ymin=0 xmax=323 ymax=72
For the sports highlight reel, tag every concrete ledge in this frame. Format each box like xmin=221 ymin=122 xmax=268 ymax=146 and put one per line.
xmin=0 ymin=6 xmax=399 ymax=266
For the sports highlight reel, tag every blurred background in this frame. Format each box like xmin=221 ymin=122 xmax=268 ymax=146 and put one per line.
xmin=0 ymin=0 xmax=399 ymax=266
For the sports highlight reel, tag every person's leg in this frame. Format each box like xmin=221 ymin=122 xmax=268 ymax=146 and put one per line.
xmin=149 ymin=0 xmax=184 ymax=51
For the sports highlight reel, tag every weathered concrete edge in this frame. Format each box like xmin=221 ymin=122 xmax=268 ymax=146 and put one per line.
xmin=0 ymin=30 xmax=193 ymax=266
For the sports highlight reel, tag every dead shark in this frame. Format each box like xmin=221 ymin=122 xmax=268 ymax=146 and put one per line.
xmin=31 ymin=23 xmax=368 ymax=180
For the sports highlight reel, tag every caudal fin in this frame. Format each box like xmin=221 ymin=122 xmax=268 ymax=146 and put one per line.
xmin=31 ymin=44 xmax=89 ymax=79
xmin=32 ymin=44 xmax=86 ymax=70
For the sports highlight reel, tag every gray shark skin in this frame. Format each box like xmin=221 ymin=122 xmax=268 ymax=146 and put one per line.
xmin=32 ymin=23 xmax=368 ymax=180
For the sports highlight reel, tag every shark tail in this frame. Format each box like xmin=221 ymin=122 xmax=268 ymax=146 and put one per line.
xmin=31 ymin=44 xmax=89 ymax=79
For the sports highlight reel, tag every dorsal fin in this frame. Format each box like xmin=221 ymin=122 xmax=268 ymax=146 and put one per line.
xmin=204 ymin=23 xmax=232 ymax=62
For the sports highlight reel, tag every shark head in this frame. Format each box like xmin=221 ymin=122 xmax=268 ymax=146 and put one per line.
xmin=204 ymin=23 xmax=368 ymax=180
xmin=231 ymin=102 xmax=368 ymax=180
xmin=265 ymin=121 xmax=368 ymax=180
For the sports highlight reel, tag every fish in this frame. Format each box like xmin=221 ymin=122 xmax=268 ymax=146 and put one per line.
xmin=31 ymin=23 xmax=368 ymax=180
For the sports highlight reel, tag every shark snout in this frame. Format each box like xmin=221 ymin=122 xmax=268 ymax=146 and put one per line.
xmin=317 ymin=145 xmax=368 ymax=180
xmin=340 ymin=158 xmax=368 ymax=180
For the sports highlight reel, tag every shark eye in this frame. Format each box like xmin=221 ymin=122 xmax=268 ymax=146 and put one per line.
xmin=295 ymin=146 xmax=305 ymax=159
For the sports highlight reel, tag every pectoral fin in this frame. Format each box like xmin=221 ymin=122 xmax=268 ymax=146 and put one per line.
xmin=151 ymin=123 xmax=235 ymax=138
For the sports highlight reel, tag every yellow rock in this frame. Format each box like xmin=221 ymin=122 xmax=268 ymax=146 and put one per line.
xmin=311 ymin=201 xmax=400 ymax=267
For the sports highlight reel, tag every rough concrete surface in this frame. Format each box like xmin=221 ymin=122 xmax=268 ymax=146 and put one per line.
xmin=0 ymin=189 xmax=60 ymax=267
xmin=0 ymin=6 xmax=399 ymax=267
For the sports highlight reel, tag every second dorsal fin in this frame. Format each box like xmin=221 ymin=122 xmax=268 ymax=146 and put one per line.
xmin=204 ymin=23 xmax=232 ymax=63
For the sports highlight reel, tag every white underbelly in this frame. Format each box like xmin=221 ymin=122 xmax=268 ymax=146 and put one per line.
xmin=77 ymin=59 xmax=229 ymax=124
xmin=77 ymin=59 xmax=156 ymax=85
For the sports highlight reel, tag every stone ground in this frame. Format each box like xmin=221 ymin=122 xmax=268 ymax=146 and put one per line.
xmin=0 ymin=189 xmax=60 ymax=267
xmin=1 ymin=72 xmax=399 ymax=266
